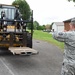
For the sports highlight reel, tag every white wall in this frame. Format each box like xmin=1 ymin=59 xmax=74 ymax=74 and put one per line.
xmin=52 ymin=23 xmax=57 ymax=32
xmin=57 ymin=25 xmax=64 ymax=32
xmin=52 ymin=23 xmax=64 ymax=32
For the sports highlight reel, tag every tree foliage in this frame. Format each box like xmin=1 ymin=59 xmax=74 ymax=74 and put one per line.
xmin=33 ymin=21 xmax=39 ymax=30
xmin=12 ymin=0 xmax=31 ymax=20
xmin=33 ymin=21 xmax=45 ymax=30
xmin=50 ymin=23 xmax=53 ymax=30
xmin=37 ymin=25 xmax=45 ymax=30
xmin=68 ymin=0 xmax=75 ymax=2
xmin=45 ymin=24 xmax=50 ymax=30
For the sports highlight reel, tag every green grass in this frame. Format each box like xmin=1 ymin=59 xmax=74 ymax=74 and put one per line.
xmin=33 ymin=30 xmax=64 ymax=50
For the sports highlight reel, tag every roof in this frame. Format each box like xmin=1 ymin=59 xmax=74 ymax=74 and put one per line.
xmin=0 ymin=4 xmax=17 ymax=9
xmin=63 ymin=17 xmax=75 ymax=22
xmin=63 ymin=19 xmax=71 ymax=22
xmin=0 ymin=4 xmax=14 ymax=6
xmin=53 ymin=22 xmax=64 ymax=26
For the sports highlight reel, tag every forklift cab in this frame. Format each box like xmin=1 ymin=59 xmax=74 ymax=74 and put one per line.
xmin=0 ymin=5 xmax=16 ymax=19
xmin=0 ymin=5 xmax=24 ymax=32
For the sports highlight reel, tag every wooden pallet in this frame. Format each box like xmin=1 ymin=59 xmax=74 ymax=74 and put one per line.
xmin=9 ymin=47 xmax=39 ymax=55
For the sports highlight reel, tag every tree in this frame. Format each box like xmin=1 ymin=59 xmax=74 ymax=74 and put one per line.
xmin=42 ymin=25 xmax=46 ymax=30
xmin=45 ymin=24 xmax=50 ymax=30
xmin=33 ymin=21 xmax=39 ymax=30
xmin=27 ymin=23 xmax=31 ymax=29
xmin=27 ymin=21 xmax=39 ymax=30
xmin=68 ymin=0 xmax=75 ymax=2
xmin=37 ymin=26 xmax=41 ymax=30
xmin=50 ymin=23 xmax=53 ymax=30
xmin=37 ymin=26 xmax=44 ymax=30
xmin=12 ymin=0 xmax=31 ymax=20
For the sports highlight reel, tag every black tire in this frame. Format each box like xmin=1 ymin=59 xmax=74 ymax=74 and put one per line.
xmin=27 ymin=33 xmax=32 ymax=48
xmin=0 ymin=47 xmax=13 ymax=55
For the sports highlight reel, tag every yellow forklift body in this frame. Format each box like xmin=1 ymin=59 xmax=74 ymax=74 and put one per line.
xmin=0 ymin=4 xmax=38 ymax=55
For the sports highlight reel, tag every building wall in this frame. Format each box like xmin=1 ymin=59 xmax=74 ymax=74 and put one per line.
xmin=52 ymin=23 xmax=64 ymax=32
xmin=64 ymin=22 xmax=70 ymax=31
xmin=57 ymin=25 xmax=64 ymax=32
xmin=52 ymin=23 xmax=57 ymax=32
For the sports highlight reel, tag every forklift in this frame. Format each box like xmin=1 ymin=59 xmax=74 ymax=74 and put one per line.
xmin=0 ymin=4 xmax=38 ymax=55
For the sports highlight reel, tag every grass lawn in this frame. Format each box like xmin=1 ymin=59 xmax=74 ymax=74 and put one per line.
xmin=33 ymin=30 xmax=64 ymax=50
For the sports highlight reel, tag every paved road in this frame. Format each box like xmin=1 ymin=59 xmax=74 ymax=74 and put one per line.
xmin=0 ymin=40 xmax=63 ymax=75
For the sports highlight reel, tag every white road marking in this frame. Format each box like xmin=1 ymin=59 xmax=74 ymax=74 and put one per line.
xmin=0 ymin=58 xmax=15 ymax=75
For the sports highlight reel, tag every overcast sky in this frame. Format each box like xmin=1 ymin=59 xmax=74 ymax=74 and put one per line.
xmin=0 ymin=0 xmax=75 ymax=25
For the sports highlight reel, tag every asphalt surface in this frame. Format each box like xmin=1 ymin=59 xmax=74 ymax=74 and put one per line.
xmin=0 ymin=39 xmax=63 ymax=75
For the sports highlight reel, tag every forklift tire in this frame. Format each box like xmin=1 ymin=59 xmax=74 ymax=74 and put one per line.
xmin=27 ymin=33 xmax=32 ymax=48
xmin=0 ymin=47 xmax=12 ymax=55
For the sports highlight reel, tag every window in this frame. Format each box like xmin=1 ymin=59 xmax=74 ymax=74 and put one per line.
xmin=0 ymin=7 xmax=16 ymax=19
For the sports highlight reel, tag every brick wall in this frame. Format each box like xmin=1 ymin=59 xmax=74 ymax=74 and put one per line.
xmin=64 ymin=22 xmax=70 ymax=31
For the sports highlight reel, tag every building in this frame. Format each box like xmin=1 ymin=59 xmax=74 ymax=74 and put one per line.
xmin=52 ymin=22 xmax=64 ymax=32
xmin=63 ymin=18 xmax=72 ymax=31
